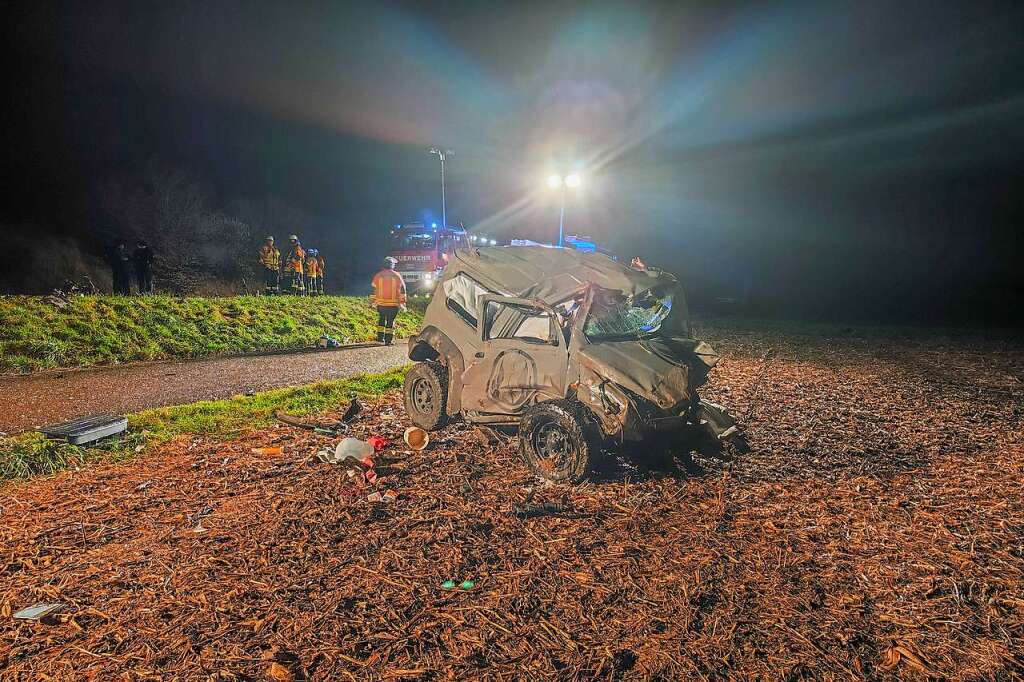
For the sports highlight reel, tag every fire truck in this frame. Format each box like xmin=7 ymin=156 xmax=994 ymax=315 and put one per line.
xmin=387 ymin=222 xmax=471 ymax=291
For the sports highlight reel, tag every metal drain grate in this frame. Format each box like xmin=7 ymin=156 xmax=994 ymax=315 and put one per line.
xmin=39 ymin=414 xmax=128 ymax=445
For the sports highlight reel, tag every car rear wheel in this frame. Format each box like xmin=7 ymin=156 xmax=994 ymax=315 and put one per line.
xmin=404 ymin=361 xmax=449 ymax=431
xmin=519 ymin=401 xmax=595 ymax=483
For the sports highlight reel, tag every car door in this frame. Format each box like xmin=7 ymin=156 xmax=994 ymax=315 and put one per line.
xmin=460 ymin=295 xmax=570 ymax=415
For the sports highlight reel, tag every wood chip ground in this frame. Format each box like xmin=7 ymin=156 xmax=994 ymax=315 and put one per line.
xmin=2 ymin=323 xmax=1022 ymax=680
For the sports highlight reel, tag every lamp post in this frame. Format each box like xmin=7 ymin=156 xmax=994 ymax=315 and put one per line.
xmin=546 ymin=173 xmax=581 ymax=247
xmin=429 ymin=147 xmax=453 ymax=230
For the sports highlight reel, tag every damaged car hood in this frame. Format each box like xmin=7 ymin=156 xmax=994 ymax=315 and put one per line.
xmin=577 ymin=337 xmax=720 ymax=410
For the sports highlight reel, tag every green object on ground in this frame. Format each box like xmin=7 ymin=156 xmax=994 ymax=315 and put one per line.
xmin=0 ymin=295 xmax=424 ymax=374
xmin=441 ymin=580 xmax=457 ymax=590
xmin=459 ymin=580 xmax=476 ymax=590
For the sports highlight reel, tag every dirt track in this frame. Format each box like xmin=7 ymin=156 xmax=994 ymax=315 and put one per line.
xmin=2 ymin=323 xmax=1023 ymax=679
xmin=0 ymin=345 xmax=409 ymax=433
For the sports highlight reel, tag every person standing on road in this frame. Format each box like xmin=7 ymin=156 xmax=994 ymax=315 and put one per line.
xmin=259 ymin=236 xmax=280 ymax=295
xmin=132 ymin=240 xmax=154 ymax=294
xmin=110 ymin=243 xmax=132 ymax=295
xmin=371 ymin=256 xmax=406 ymax=345
xmin=283 ymin=235 xmax=305 ymax=295
xmin=304 ymin=248 xmax=321 ymax=296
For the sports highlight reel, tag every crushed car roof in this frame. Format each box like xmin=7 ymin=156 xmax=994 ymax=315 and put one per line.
xmin=450 ymin=246 xmax=670 ymax=303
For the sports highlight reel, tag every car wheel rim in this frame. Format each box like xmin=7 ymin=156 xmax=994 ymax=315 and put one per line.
xmin=412 ymin=377 xmax=434 ymax=414
xmin=534 ymin=421 xmax=572 ymax=473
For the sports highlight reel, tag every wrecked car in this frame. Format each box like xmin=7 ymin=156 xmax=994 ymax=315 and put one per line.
xmin=404 ymin=245 xmax=744 ymax=482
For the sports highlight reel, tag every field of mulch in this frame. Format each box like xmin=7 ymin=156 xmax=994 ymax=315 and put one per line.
xmin=1 ymin=323 xmax=1023 ymax=680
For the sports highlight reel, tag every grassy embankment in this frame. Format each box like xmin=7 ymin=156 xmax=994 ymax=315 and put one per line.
xmin=0 ymin=295 xmax=424 ymax=374
xmin=0 ymin=367 xmax=407 ymax=482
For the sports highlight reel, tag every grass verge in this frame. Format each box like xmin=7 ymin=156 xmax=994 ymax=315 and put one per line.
xmin=0 ymin=366 xmax=408 ymax=483
xmin=0 ymin=295 xmax=425 ymax=373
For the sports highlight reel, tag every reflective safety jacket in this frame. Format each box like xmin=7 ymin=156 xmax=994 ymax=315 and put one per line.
xmin=284 ymin=245 xmax=305 ymax=274
xmin=371 ymin=269 xmax=407 ymax=307
xmin=305 ymin=255 xmax=320 ymax=278
xmin=259 ymin=245 xmax=280 ymax=270
xmin=316 ymin=254 xmax=326 ymax=276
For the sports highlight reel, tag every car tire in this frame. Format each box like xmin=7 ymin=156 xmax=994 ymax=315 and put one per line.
xmin=519 ymin=401 xmax=596 ymax=483
xmin=404 ymin=361 xmax=449 ymax=431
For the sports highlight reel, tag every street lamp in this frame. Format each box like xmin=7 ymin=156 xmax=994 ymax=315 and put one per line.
xmin=545 ymin=173 xmax=582 ymax=247
xmin=429 ymin=147 xmax=454 ymax=231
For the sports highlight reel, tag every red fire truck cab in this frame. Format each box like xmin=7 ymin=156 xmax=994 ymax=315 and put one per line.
xmin=387 ymin=223 xmax=470 ymax=292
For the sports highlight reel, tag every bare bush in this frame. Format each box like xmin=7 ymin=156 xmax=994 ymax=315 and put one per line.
xmin=3 ymin=163 xmax=325 ymax=295
xmin=100 ymin=164 xmax=258 ymax=294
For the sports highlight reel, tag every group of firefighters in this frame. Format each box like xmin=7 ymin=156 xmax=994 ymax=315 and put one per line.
xmin=258 ymin=235 xmax=327 ymax=296
xmin=259 ymin=235 xmax=406 ymax=344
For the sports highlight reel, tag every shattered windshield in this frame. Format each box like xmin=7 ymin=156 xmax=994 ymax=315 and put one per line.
xmin=584 ymin=288 xmax=673 ymax=341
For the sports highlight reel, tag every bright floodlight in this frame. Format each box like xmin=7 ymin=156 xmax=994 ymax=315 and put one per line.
xmin=490 ymin=239 xmax=497 ymax=245
xmin=547 ymin=174 xmax=563 ymax=189
xmin=565 ymin=173 xmax=581 ymax=188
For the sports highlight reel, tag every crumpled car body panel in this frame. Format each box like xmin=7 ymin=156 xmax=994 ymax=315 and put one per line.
xmin=409 ymin=245 xmax=741 ymax=446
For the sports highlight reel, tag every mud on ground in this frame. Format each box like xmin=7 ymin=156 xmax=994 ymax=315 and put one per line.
xmin=1 ymin=322 xmax=1022 ymax=680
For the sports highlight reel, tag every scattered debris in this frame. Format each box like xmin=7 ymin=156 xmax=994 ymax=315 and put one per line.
xmin=12 ymin=603 xmax=64 ymax=621
xmin=315 ymin=437 xmax=376 ymax=468
xmin=251 ymin=446 xmax=284 ymax=456
xmin=318 ymin=335 xmax=342 ymax=349
xmin=513 ymin=501 xmax=568 ymax=519
xmin=403 ymin=426 xmax=430 ymax=450
xmin=366 ymin=435 xmax=388 ymax=451
xmin=473 ymin=425 xmax=511 ymax=446
xmin=39 ymin=414 xmax=128 ymax=445
xmin=340 ymin=398 xmax=362 ymax=423
xmin=337 ymin=437 xmax=374 ymax=460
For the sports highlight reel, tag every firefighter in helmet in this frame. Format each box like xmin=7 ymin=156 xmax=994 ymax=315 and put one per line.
xmin=370 ymin=256 xmax=407 ymax=345
xmin=283 ymin=235 xmax=305 ymax=295
xmin=304 ymin=248 xmax=321 ymax=296
xmin=259 ymin=236 xmax=280 ymax=295
xmin=315 ymin=250 xmax=327 ymax=294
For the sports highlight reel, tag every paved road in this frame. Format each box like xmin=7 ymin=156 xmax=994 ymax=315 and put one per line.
xmin=0 ymin=345 xmax=410 ymax=433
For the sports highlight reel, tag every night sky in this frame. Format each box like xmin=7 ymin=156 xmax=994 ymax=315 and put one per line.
xmin=3 ymin=0 xmax=1023 ymax=323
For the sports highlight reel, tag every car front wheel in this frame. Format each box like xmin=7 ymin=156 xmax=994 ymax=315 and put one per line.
xmin=518 ymin=401 xmax=595 ymax=483
xmin=404 ymin=361 xmax=449 ymax=431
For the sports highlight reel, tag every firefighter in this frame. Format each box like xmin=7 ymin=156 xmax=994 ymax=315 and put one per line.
xmin=371 ymin=256 xmax=406 ymax=345
xmin=304 ymin=248 xmax=321 ymax=296
xmin=283 ymin=235 xmax=305 ymax=295
xmin=259 ymin=236 xmax=280 ymax=295
xmin=315 ymin=250 xmax=327 ymax=295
